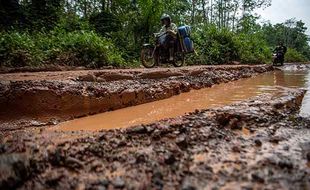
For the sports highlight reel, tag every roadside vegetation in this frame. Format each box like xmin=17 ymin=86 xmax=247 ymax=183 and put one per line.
xmin=0 ymin=30 xmax=124 ymax=67
xmin=0 ymin=0 xmax=309 ymax=68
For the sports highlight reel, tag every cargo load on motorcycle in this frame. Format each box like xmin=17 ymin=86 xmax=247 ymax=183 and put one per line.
xmin=177 ymin=25 xmax=194 ymax=54
xmin=141 ymin=24 xmax=195 ymax=68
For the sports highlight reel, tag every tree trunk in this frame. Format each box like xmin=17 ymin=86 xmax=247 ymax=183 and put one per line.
xmin=101 ymin=0 xmax=105 ymax=12
xmin=210 ymin=0 xmax=213 ymax=23
xmin=191 ymin=0 xmax=196 ymax=25
xmin=232 ymin=3 xmax=238 ymax=31
xmin=202 ymin=0 xmax=207 ymax=22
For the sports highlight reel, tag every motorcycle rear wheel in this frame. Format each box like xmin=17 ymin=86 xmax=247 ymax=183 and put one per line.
xmin=173 ymin=52 xmax=185 ymax=67
xmin=141 ymin=47 xmax=156 ymax=68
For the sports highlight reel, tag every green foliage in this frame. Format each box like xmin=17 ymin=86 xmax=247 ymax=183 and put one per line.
xmin=0 ymin=32 xmax=43 ymax=67
xmin=262 ymin=19 xmax=310 ymax=61
xmin=0 ymin=31 xmax=124 ymax=67
xmin=57 ymin=14 xmax=90 ymax=32
xmin=48 ymin=31 xmax=124 ymax=67
xmin=193 ymin=25 xmax=238 ymax=64
xmin=284 ymin=48 xmax=307 ymax=63
xmin=192 ymin=24 xmax=270 ymax=65
xmin=0 ymin=0 xmax=309 ymax=67
xmin=234 ymin=33 xmax=271 ymax=64
xmin=21 ymin=0 xmax=64 ymax=31
xmin=89 ymin=12 xmax=121 ymax=37
xmin=237 ymin=15 xmax=261 ymax=34
xmin=0 ymin=0 xmax=22 ymax=30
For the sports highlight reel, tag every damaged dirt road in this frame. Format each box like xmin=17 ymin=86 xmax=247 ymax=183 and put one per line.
xmin=0 ymin=65 xmax=273 ymax=130
xmin=0 ymin=64 xmax=310 ymax=190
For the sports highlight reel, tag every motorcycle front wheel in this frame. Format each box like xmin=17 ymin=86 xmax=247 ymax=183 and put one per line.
xmin=141 ymin=47 xmax=156 ymax=68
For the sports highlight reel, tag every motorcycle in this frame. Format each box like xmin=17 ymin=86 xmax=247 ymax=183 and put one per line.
xmin=141 ymin=31 xmax=193 ymax=68
xmin=272 ymin=52 xmax=284 ymax=66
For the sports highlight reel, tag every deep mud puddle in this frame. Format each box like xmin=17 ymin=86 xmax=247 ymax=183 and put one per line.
xmin=56 ymin=68 xmax=310 ymax=131
xmin=1 ymin=65 xmax=310 ymax=190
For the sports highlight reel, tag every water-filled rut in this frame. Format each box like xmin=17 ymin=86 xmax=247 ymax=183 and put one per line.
xmin=56 ymin=69 xmax=310 ymax=131
xmin=1 ymin=65 xmax=309 ymax=190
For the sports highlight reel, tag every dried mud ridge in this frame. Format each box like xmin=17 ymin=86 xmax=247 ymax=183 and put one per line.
xmin=0 ymin=65 xmax=273 ymax=130
xmin=0 ymin=88 xmax=309 ymax=189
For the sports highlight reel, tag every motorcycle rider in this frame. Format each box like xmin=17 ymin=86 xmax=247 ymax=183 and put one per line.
xmin=274 ymin=41 xmax=287 ymax=64
xmin=157 ymin=14 xmax=177 ymax=61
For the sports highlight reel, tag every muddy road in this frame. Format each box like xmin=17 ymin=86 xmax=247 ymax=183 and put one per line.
xmin=0 ymin=64 xmax=310 ymax=190
xmin=0 ymin=65 xmax=272 ymax=131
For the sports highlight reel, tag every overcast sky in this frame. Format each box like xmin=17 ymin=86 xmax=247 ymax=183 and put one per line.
xmin=255 ymin=0 xmax=310 ymax=35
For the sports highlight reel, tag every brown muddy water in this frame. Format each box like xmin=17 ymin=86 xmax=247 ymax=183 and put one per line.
xmin=56 ymin=69 xmax=310 ymax=131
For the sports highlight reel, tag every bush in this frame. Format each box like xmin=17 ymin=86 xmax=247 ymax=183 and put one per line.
xmin=233 ymin=33 xmax=271 ymax=64
xmin=190 ymin=24 xmax=271 ymax=65
xmin=0 ymin=32 xmax=44 ymax=67
xmin=47 ymin=30 xmax=124 ymax=67
xmin=192 ymin=25 xmax=239 ymax=64
xmin=0 ymin=31 xmax=124 ymax=68
xmin=285 ymin=48 xmax=307 ymax=63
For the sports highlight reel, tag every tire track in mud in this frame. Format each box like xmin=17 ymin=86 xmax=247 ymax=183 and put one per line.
xmin=0 ymin=65 xmax=273 ymax=131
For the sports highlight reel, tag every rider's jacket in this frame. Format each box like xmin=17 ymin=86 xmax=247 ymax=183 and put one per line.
xmin=274 ymin=45 xmax=287 ymax=54
xmin=159 ymin=23 xmax=178 ymax=35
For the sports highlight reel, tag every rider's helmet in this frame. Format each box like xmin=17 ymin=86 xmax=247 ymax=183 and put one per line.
xmin=279 ymin=41 xmax=284 ymax=46
xmin=160 ymin=14 xmax=171 ymax=23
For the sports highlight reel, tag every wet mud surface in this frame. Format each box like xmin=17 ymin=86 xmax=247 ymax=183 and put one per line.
xmin=55 ymin=68 xmax=310 ymax=131
xmin=0 ymin=65 xmax=272 ymax=131
xmin=0 ymin=88 xmax=309 ymax=190
xmin=0 ymin=64 xmax=310 ymax=190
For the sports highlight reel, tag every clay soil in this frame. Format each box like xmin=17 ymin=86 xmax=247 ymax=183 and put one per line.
xmin=0 ymin=65 xmax=272 ymax=131
xmin=0 ymin=65 xmax=309 ymax=190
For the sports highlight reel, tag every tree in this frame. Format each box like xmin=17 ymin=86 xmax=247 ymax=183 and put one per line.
xmin=89 ymin=11 xmax=121 ymax=36
xmin=262 ymin=19 xmax=310 ymax=59
xmin=0 ymin=0 xmax=22 ymax=30
xmin=21 ymin=0 xmax=64 ymax=31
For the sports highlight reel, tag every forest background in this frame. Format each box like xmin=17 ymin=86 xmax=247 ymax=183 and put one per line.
xmin=1 ymin=0 xmax=309 ymax=68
